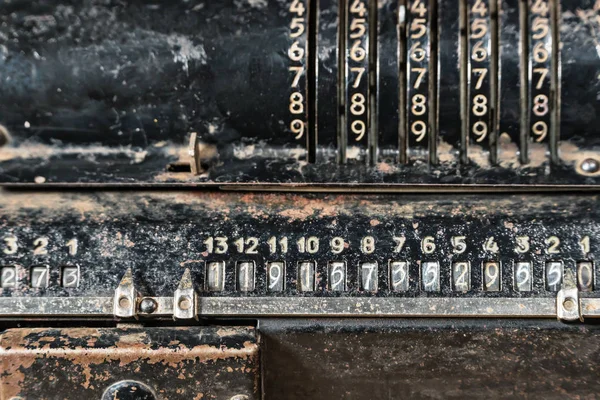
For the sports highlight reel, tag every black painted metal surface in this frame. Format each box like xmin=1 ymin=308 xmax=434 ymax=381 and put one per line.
xmin=0 ymin=189 xmax=597 ymax=300
xmin=559 ymin=0 xmax=600 ymax=166
xmin=498 ymin=0 xmax=524 ymax=164
xmin=436 ymin=0 xmax=461 ymax=165
xmin=0 ymin=0 xmax=599 ymax=187
xmin=261 ymin=319 xmax=600 ymax=399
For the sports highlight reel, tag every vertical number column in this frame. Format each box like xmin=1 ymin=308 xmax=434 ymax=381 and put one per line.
xmin=288 ymin=0 xmax=310 ymax=149
xmin=406 ymin=0 xmax=433 ymax=164
xmin=345 ymin=0 xmax=370 ymax=163
xmin=527 ymin=0 xmax=554 ymax=161
xmin=466 ymin=0 xmax=494 ymax=163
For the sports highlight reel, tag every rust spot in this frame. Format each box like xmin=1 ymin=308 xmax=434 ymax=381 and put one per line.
xmin=504 ymin=221 xmax=515 ymax=230
xmin=376 ymin=162 xmax=393 ymax=173
xmin=0 ymin=143 xmax=148 ymax=165
xmin=180 ymin=260 xmax=203 ymax=267
xmin=0 ymin=190 xmax=592 ymax=229
xmin=437 ymin=140 xmax=459 ymax=164
xmin=217 ymin=328 xmax=247 ymax=338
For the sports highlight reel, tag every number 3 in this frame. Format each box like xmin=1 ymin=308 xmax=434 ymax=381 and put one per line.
xmin=3 ymin=236 xmax=18 ymax=255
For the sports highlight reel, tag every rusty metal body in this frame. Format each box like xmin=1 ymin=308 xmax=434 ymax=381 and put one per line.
xmin=1 ymin=326 xmax=259 ymax=399
xmin=1 ymin=0 xmax=600 ymax=398
xmin=4 ymin=320 xmax=600 ymax=399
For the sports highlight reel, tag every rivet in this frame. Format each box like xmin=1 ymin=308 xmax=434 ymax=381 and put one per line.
xmin=581 ymin=158 xmax=600 ymax=174
xmin=139 ymin=297 xmax=158 ymax=314
xmin=563 ymin=298 xmax=576 ymax=312
xmin=178 ymin=296 xmax=192 ymax=311
xmin=118 ymin=296 xmax=131 ymax=309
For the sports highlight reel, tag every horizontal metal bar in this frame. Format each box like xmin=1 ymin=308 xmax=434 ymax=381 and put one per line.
xmin=581 ymin=298 xmax=600 ymax=318
xmin=0 ymin=297 xmax=114 ymax=316
xmin=199 ymin=297 xmax=557 ymax=317
xmin=0 ymin=296 xmax=560 ymax=318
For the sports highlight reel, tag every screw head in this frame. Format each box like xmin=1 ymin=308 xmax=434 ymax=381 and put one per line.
xmin=118 ymin=296 xmax=131 ymax=309
xmin=178 ymin=296 xmax=192 ymax=311
xmin=139 ymin=297 xmax=158 ymax=314
xmin=581 ymin=158 xmax=600 ymax=174
xmin=563 ymin=298 xmax=576 ymax=312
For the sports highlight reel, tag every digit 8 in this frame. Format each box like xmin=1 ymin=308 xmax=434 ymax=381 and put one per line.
xmin=533 ymin=94 xmax=548 ymax=117
xmin=472 ymin=94 xmax=488 ymax=117
xmin=411 ymin=94 xmax=426 ymax=116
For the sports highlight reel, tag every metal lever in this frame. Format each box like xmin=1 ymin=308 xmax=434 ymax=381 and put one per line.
xmin=556 ymin=269 xmax=581 ymax=322
xmin=113 ymin=268 xmax=139 ymax=319
xmin=173 ymin=268 xmax=198 ymax=320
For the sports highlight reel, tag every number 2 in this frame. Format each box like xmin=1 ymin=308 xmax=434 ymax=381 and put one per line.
xmin=545 ymin=236 xmax=560 ymax=254
xmin=33 ymin=237 xmax=49 ymax=255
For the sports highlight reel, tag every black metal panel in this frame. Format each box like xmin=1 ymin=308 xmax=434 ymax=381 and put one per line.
xmin=497 ymin=0 xmax=524 ymax=164
xmin=376 ymin=0 xmax=400 ymax=163
xmin=0 ymin=0 xmax=307 ymax=157
xmin=559 ymin=0 xmax=600 ymax=175
xmin=260 ymin=319 xmax=600 ymax=399
xmin=316 ymin=0 xmax=341 ymax=163
xmin=437 ymin=0 xmax=462 ymax=166
xmin=0 ymin=190 xmax=597 ymax=302
xmin=0 ymin=0 xmax=599 ymax=187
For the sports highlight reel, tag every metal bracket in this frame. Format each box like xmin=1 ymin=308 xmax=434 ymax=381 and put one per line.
xmin=556 ymin=269 xmax=582 ymax=322
xmin=173 ymin=268 xmax=198 ymax=320
xmin=113 ymin=269 xmax=139 ymax=319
